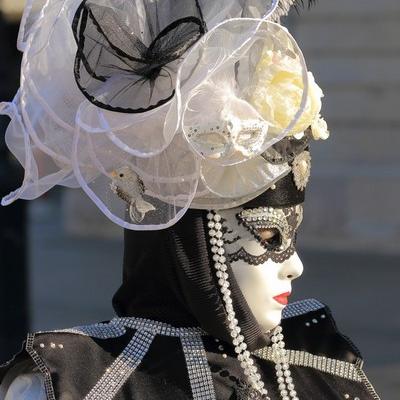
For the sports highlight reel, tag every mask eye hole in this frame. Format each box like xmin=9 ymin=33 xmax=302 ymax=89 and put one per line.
xmin=257 ymin=228 xmax=281 ymax=248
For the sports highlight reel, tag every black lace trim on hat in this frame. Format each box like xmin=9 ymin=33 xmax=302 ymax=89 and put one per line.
xmin=72 ymin=0 xmax=206 ymax=113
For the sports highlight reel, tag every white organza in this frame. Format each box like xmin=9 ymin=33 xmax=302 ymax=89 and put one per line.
xmin=2 ymin=374 xmax=46 ymax=400
xmin=200 ymin=157 xmax=290 ymax=199
xmin=72 ymin=122 xmax=200 ymax=229
xmin=168 ymin=19 xmax=308 ymax=167
xmin=17 ymin=0 xmax=56 ymax=52
xmin=191 ymin=178 xmax=282 ymax=210
xmin=1 ymin=0 xmax=315 ymax=230
xmin=76 ymin=101 xmax=174 ymax=158
xmin=199 ymin=0 xmax=280 ymax=28
xmin=164 ymin=19 xmax=308 ymax=200
xmin=71 ymin=0 xmax=280 ymax=158
xmin=0 ymin=98 xmax=75 ymax=207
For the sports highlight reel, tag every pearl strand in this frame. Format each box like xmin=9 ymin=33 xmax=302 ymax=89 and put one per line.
xmin=207 ymin=211 xmax=269 ymax=398
xmin=271 ymin=326 xmax=299 ymax=400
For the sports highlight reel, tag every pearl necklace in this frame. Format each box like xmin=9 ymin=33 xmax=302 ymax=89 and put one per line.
xmin=272 ymin=326 xmax=299 ymax=400
xmin=207 ymin=210 xmax=299 ymax=400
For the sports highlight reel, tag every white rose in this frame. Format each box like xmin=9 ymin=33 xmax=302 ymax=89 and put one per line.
xmin=249 ymin=49 xmax=324 ymax=136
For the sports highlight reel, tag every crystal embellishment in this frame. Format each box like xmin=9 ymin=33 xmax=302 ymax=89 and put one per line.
xmin=292 ymin=151 xmax=311 ymax=191
xmin=253 ymin=347 xmax=363 ymax=382
xmin=84 ymin=330 xmax=156 ymax=400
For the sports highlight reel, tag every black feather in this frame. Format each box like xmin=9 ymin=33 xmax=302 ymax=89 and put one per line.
xmin=272 ymin=0 xmax=318 ymax=21
xmin=293 ymin=0 xmax=318 ymax=11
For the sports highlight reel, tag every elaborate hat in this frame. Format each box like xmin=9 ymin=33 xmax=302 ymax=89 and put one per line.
xmin=1 ymin=0 xmax=328 ymax=230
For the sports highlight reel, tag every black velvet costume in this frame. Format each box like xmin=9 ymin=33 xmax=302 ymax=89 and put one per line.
xmin=0 ymin=208 xmax=380 ymax=399
xmin=0 ymin=1 xmax=382 ymax=399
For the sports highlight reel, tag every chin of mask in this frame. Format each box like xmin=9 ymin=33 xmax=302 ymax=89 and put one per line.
xmin=219 ymin=205 xmax=304 ymax=333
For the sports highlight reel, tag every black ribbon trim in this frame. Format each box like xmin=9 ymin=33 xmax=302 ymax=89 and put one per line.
xmin=72 ymin=0 xmax=206 ymax=114
xmin=243 ymin=172 xmax=306 ymax=209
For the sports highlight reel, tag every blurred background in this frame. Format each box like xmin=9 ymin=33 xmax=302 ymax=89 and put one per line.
xmin=0 ymin=0 xmax=399 ymax=398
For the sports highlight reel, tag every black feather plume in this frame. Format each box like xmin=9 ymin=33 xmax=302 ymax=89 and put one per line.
xmin=292 ymin=0 xmax=318 ymax=11
xmin=271 ymin=0 xmax=318 ymax=21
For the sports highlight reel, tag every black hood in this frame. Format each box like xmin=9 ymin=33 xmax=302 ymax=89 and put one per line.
xmin=112 ymin=209 xmax=268 ymax=351
xmin=113 ymin=167 xmax=306 ymax=352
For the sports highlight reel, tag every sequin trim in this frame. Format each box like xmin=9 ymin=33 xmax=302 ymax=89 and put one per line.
xmin=254 ymin=347 xmax=362 ymax=382
xmin=54 ymin=317 xmax=205 ymax=338
xmin=282 ymin=299 xmax=324 ymax=319
xmin=26 ymin=333 xmax=56 ymax=400
xmin=224 ymin=206 xmax=302 ymax=266
xmin=36 ymin=318 xmax=213 ymax=400
xmin=54 ymin=321 xmax=126 ymax=338
xmin=181 ymin=335 xmax=217 ymax=400
xmin=84 ymin=330 xmax=156 ymax=400
xmin=236 ymin=206 xmax=292 ymax=251
xmin=114 ymin=317 xmax=206 ymax=337
xmin=354 ymin=361 xmax=381 ymax=400
xmin=292 ymin=151 xmax=311 ymax=191
xmin=23 ymin=301 xmax=373 ymax=400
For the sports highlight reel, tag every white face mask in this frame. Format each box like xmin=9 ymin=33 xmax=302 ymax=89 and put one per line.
xmin=219 ymin=205 xmax=304 ymax=333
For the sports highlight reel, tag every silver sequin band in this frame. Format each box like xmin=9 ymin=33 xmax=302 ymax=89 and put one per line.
xmin=25 ymin=333 xmax=56 ymax=400
xmin=54 ymin=317 xmax=205 ymax=338
xmin=282 ymin=298 xmax=324 ymax=318
xmin=354 ymin=361 xmax=382 ymax=400
xmin=24 ymin=299 xmax=369 ymax=400
xmin=38 ymin=317 xmax=215 ymax=399
xmin=84 ymin=330 xmax=156 ymax=400
xmin=254 ymin=346 xmax=362 ymax=382
xmin=181 ymin=335 xmax=217 ymax=400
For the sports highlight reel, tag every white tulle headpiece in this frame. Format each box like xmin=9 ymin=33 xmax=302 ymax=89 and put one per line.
xmin=1 ymin=0 xmax=328 ymax=230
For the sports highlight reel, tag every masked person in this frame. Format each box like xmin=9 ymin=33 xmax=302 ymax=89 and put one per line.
xmin=0 ymin=1 xmax=380 ymax=399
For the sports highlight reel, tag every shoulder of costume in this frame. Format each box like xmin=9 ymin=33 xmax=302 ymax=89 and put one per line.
xmin=0 ymin=320 xmax=192 ymax=399
xmin=282 ymin=298 xmax=326 ymax=319
xmin=0 ymin=339 xmax=38 ymax=396
xmin=281 ymin=298 xmax=364 ymax=364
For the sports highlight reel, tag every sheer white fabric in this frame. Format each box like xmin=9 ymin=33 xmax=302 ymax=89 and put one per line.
xmin=17 ymin=0 xmax=55 ymax=52
xmin=2 ymin=374 xmax=46 ymax=400
xmin=0 ymin=0 xmax=322 ymax=230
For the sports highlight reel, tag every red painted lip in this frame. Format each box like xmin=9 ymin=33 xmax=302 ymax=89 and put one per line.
xmin=273 ymin=292 xmax=291 ymax=305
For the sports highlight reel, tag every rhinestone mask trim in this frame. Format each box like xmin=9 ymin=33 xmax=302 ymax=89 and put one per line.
xmin=188 ymin=116 xmax=269 ymax=159
xmin=221 ymin=205 xmax=303 ymax=265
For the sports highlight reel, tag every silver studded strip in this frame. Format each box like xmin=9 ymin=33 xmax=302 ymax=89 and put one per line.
xmin=54 ymin=321 xmax=126 ymax=339
xmin=283 ymin=299 xmax=324 ymax=319
xmin=254 ymin=347 xmax=362 ymax=382
xmin=83 ymin=330 xmax=156 ymax=400
xmin=25 ymin=333 xmax=56 ymax=400
xmin=25 ymin=318 xmax=210 ymax=400
xmin=181 ymin=334 xmax=217 ymax=400
xmin=114 ymin=317 xmax=206 ymax=337
xmin=354 ymin=361 xmax=381 ymax=400
xmin=45 ymin=317 xmax=205 ymax=339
